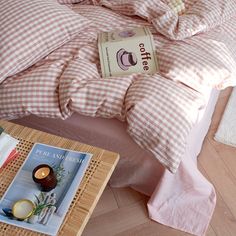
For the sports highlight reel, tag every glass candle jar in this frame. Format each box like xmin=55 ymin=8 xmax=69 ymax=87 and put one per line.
xmin=32 ymin=164 xmax=57 ymax=192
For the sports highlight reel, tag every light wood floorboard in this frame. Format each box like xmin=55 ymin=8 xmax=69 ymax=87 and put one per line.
xmin=82 ymin=88 xmax=236 ymax=236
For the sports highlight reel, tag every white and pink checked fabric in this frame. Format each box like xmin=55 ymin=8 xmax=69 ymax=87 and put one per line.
xmin=166 ymin=0 xmax=185 ymax=14
xmin=0 ymin=0 xmax=90 ymax=81
xmin=159 ymin=16 xmax=236 ymax=92
xmin=91 ymin=0 xmax=236 ymax=40
xmin=58 ymin=0 xmax=83 ymax=4
xmin=1 ymin=2 xmax=236 ymax=172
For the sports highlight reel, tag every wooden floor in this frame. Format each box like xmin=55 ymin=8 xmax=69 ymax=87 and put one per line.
xmin=82 ymin=87 xmax=236 ymax=236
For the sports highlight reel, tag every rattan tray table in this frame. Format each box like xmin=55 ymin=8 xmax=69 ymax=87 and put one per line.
xmin=0 ymin=120 xmax=119 ymax=236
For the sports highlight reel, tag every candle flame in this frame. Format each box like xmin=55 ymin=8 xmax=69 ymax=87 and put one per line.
xmin=34 ymin=167 xmax=50 ymax=179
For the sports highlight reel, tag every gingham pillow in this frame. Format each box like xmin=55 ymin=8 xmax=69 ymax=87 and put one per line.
xmin=0 ymin=0 xmax=90 ymax=82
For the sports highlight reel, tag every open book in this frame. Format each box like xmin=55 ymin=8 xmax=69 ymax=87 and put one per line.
xmin=0 ymin=143 xmax=92 ymax=236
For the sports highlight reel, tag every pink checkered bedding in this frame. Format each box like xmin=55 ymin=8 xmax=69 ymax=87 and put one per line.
xmin=1 ymin=1 xmax=236 ymax=173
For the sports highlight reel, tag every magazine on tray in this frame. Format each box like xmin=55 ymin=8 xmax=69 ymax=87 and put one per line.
xmin=0 ymin=143 xmax=93 ymax=236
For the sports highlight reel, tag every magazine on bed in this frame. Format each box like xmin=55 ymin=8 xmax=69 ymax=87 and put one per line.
xmin=0 ymin=143 xmax=93 ymax=236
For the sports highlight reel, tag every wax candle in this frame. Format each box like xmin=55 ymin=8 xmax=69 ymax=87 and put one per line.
xmin=12 ymin=199 xmax=35 ymax=220
xmin=32 ymin=164 xmax=57 ymax=192
xmin=34 ymin=167 xmax=50 ymax=179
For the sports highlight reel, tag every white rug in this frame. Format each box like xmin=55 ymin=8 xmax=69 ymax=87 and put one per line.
xmin=215 ymin=87 xmax=236 ymax=147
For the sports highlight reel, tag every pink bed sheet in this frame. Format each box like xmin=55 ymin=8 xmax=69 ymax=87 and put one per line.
xmin=13 ymin=88 xmax=219 ymax=236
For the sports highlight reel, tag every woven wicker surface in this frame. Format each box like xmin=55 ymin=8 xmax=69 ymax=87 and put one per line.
xmin=0 ymin=120 xmax=119 ymax=236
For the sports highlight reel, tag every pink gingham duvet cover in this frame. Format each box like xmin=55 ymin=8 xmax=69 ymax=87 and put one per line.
xmin=1 ymin=1 xmax=236 ymax=174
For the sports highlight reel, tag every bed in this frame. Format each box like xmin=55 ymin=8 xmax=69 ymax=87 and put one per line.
xmin=1 ymin=0 xmax=236 ymax=235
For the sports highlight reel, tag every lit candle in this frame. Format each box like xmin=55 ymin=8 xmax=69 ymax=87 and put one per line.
xmin=32 ymin=164 xmax=57 ymax=192
xmin=12 ymin=199 xmax=35 ymax=220
xmin=34 ymin=167 xmax=50 ymax=179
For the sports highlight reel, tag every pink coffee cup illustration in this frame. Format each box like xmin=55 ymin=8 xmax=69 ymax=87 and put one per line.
xmin=116 ymin=48 xmax=137 ymax=71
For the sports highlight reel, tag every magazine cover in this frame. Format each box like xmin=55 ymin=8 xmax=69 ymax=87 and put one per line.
xmin=0 ymin=143 xmax=93 ymax=236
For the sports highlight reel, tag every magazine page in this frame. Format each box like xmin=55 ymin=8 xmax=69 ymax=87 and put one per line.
xmin=0 ymin=143 xmax=92 ymax=236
